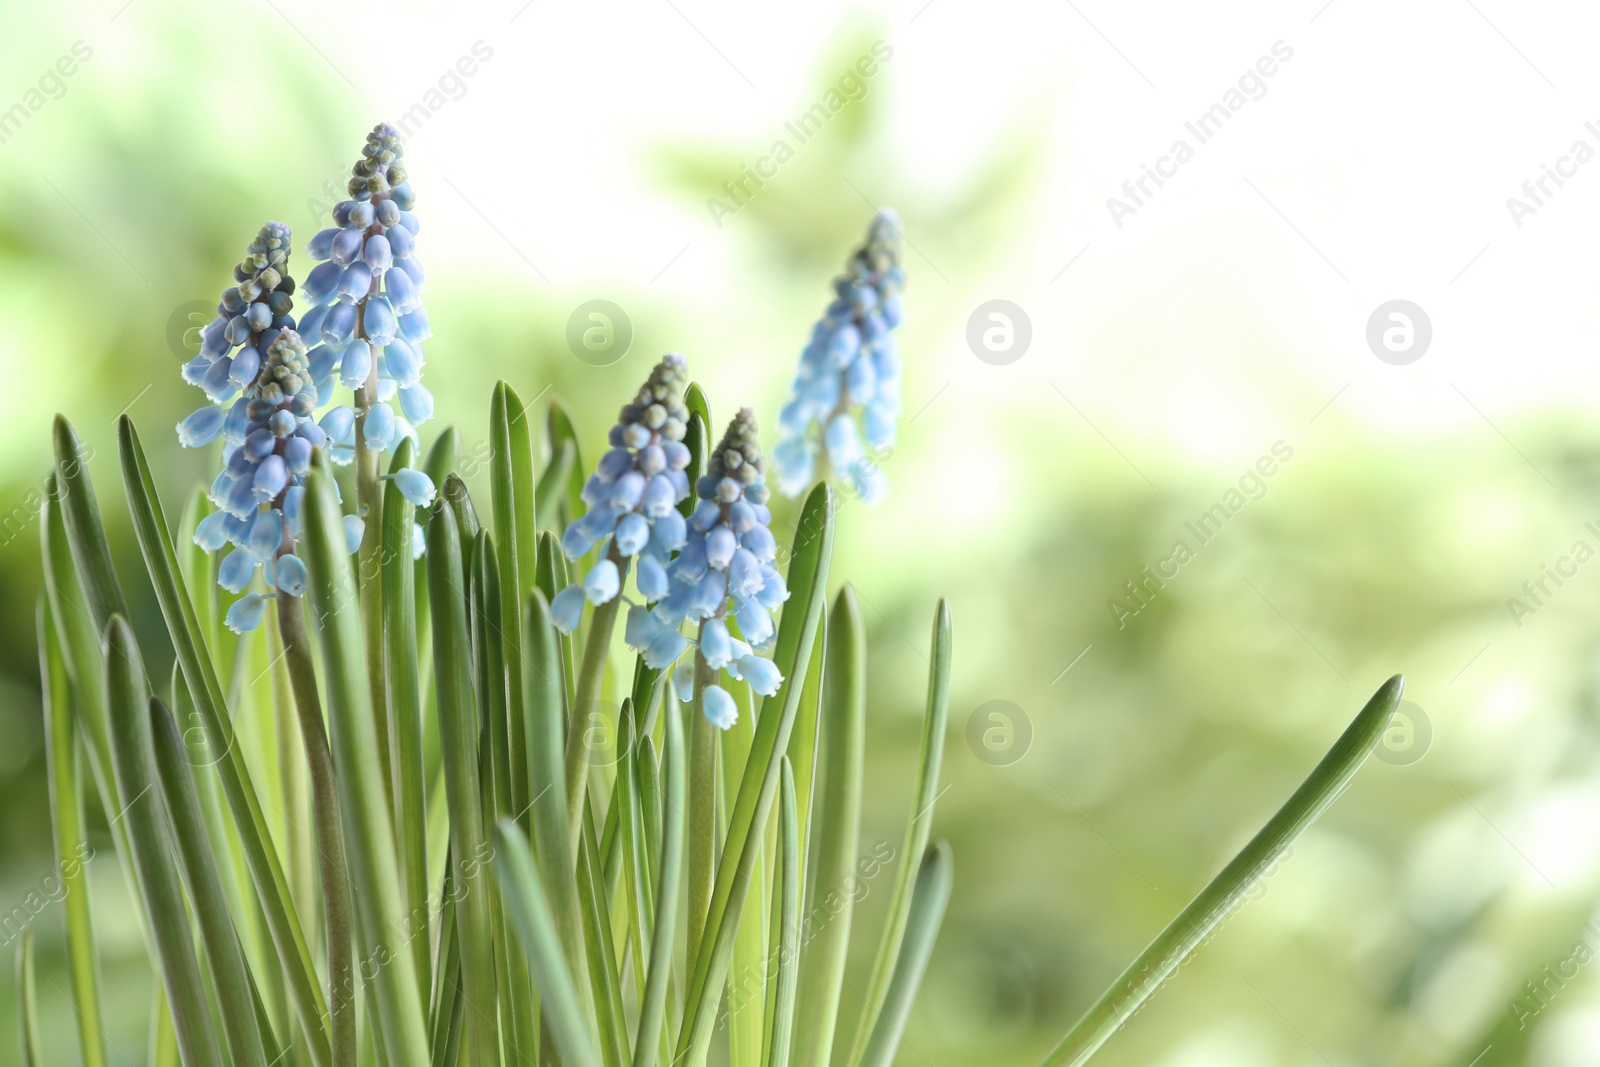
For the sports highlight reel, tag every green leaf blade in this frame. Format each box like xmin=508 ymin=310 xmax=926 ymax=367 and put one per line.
xmin=1039 ymin=675 xmax=1406 ymax=1067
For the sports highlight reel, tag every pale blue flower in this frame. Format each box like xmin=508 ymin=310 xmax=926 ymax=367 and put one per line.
xmin=225 ymin=593 xmax=273 ymax=635
xmin=303 ymin=123 xmax=432 ymax=499
xmin=393 ymin=467 xmax=436 ymax=508
xmin=550 ymin=585 xmax=586 ymax=633
xmin=702 ymin=685 xmax=738 ymax=730
xmin=653 ymin=408 xmax=786 ymax=725
xmin=550 ymin=355 xmax=692 ymax=634
xmin=773 ymin=211 xmax=904 ymax=502
xmin=584 ymin=559 xmax=621 ymax=604
xmin=176 ymin=221 xmax=347 ymax=630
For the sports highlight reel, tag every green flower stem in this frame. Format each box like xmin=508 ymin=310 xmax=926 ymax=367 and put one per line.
xmin=381 ymin=442 xmax=430 ymax=992
xmin=354 ymin=335 xmax=394 ymax=820
xmin=678 ymin=484 xmax=834 ymax=1067
xmin=1039 ymin=674 xmax=1406 ymax=1067
xmin=302 ymin=459 xmax=431 ymax=1067
xmin=276 ymin=591 xmax=357 ymax=1067
xmin=38 ymin=598 xmax=108 ymax=1067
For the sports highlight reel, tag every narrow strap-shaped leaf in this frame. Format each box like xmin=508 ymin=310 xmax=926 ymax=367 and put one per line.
xmin=791 ymin=588 xmax=865 ymax=1067
xmin=149 ymin=697 xmax=272 ymax=1067
xmin=443 ymin=473 xmax=482 ymax=542
xmin=577 ymin=804 xmax=631 ymax=1067
xmin=269 ymin=599 xmax=357 ymax=1067
xmin=723 ymin=674 xmax=767 ymax=1067
xmin=684 ymin=650 xmax=719 ymax=974
xmin=425 ymin=425 xmax=461 ymax=488
xmin=38 ymin=597 xmax=108 ymax=1067
xmin=545 ymin=398 xmax=587 ymax=530
xmin=567 ymin=556 xmax=624 ymax=847
xmin=504 ymin=382 xmax=541 ymax=620
xmin=149 ymin=987 xmax=178 ymax=1067
xmin=844 ymin=599 xmax=951 ymax=1067
xmin=428 ymin=880 xmax=463 ymax=1066
xmin=522 ymin=589 xmax=589 ymax=971
xmin=492 ymin=384 xmax=534 ymax=844
xmin=494 ymin=820 xmax=603 ymax=1067
xmin=470 ymin=527 xmax=541 ymax=1066
xmin=535 ymin=531 xmax=578 ymax=708
xmin=44 ymin=476 xmax=143 ymax=926
xmin=384 ymin=440 xmax=431 ymax=992
xmin=471 ymin=531 xmax=514 ymax=824
xmin=117 ymin=417 xmax=331 ymax=1066
xmin=534 ymin=440 xmax=575 ymax=532
xmin=683 ymin=384 xmax=712 ymax=454
xmin=17 ymin=927 xmax=42 ymax=1067
xmin=856 ymin=842 xmax=953 ymax=1067
xmin=632 ymin=698 xmax=683 ymax=1067
xmin=176 ymin=488 xmax=222 ymax=668
xmin=102 ymin=616 xmax=223 ymax=1066
xmin=763 ymin=759 xmax=801 ymax=1067
xmin=785 ymin=608 xmax=826 ymax=910
xmin=302 ymin=459 xmax=432 ymax=1067
xmin=1040 ymin=675 xmax=1407 ymax=1067
xmin=53 ymin=416 xmax=126 ymax=627
xmin=615 ymin=701 xmax=652 ymax=1001
xmin=676 ymin=483 xmax=834 ymax=1065
xmin=425 ymin=502 xmax=502 ymax=1067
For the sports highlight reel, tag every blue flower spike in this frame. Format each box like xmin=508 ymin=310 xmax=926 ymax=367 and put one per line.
xmin=773 ymin=210 xmax=905 ymax=503
xmin=304 ymin=122 xmax=432 ymax=497
xmin=550 ymin=354 xmax=694 ymax=647
xmin=176 ymin=221 xmax=339 ymax=632
xmin=658 ymin=407 xmax=787 ymax=730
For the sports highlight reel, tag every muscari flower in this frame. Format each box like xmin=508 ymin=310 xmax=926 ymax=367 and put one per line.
xmin=651 ymin=408 xmax=787 ymax=730
xmin=301 ymin=122 xmax=434 ymax=508
xmin=176 ymin=225 xmax=331 ymax=633
xmin=772 ymin=210 xmax=905 ymax=503
xmin=550 ymin=354 xmax=693 ymax=642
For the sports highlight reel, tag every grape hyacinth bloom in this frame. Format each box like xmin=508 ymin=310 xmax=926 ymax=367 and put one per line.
xmin=178 ymin=221 xmax=298 ymax=413
xmin=772 ymin=210 xmax=905 ymax=503
xmin=302 ymin=122 xmax=434 ymax=507
xmin=550 ymin=355 xmax=693 ymax=649
xmin=177 ymin=226 xmax=330 ymax=632
xmin=653 ymin=408 xmax=787 ymax=730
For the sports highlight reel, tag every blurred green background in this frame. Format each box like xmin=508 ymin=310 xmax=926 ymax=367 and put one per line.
xmin=5 ymin=2 xmax=1600 ymax=1065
